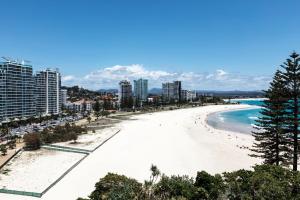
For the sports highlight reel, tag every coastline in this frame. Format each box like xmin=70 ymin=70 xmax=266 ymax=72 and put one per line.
xmin=206 ymin=105 xmax=259 ymax=134
xmin=0 ymin=104 xmax=261 ymax=200
xmin=228 ymin=97 xmax=267 ymax=101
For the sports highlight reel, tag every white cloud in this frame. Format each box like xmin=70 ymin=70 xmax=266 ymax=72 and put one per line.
xmin=62 ymin=64 xmax=271 ymax=91
xmin=62 ymin=75 xmax=75 ymax=81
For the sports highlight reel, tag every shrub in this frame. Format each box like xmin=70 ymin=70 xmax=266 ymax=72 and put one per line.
xmin=195 ymin=171 xmax=225 ymax=199
xmin=153 ymin=175 xmax=199 ymax=199
xmin=88 ymin=173 xmax=142 ymax=200
xmin=7 ymin=139 xmax=16 ymax=149
xmin=23 ymin=133 xmax=41 ymax=150
xmin=79 ymin=165 xmax=300 ymax=200
xmin=0 ymin=144 xmax=7 ymax=156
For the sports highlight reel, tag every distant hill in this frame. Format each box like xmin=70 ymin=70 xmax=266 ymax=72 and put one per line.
xmin=62 ymin=86 xmax=100 ymax=102
xmin=97 ymin=89 xmax=118 ymax=94
xmin=149 ymin=88 xmax=162 ymax=95
xmin=196 ymin=90 xmax=265 ymax=98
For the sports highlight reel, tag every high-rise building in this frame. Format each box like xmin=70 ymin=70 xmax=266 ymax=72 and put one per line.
xmin=118 ymin=80 xmax=133 ymax=108
xmin=0 ymin=61 xmax=36 ymax=122
xmin=134 ymin=78 xmax=148 ymax=103
xmin=162 ymin=81 xmax=182 ymax=102
xmin=61 ymin=89 xmax=68 ymax=106
xmin=35 ymin=69 xmax=61 ymax=115
xmin=181 ymin=90 xmax=196 ymax=102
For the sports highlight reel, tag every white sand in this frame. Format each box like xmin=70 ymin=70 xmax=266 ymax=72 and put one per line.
xmin=54 ymin=127 xmax=120 ymax=151
xmin=0 ymin=149 xmax=85 ymax=193
xmin=0 ymin=104 xmax=261 ymax=200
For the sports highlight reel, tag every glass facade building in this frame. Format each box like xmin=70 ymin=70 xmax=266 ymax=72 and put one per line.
xmin=162 ymin=81 xmax=182 ymax=103
xmin=0 ymin=62 xmax=35 ymax=122
xmin=134 ymin=78 xmax=148 ymax=103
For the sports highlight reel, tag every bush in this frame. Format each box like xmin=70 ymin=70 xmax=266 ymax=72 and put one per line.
xmin=154 ymin=175 xmax=199 ymax=199
xmin=223 ymin=165 xmax=300 ymax=200
xmin=195 ymin=171 xmax=225 ymax=199
xmin=79 ymin=165 xmax=300 ymax=200
xmin=0 ymin=144 xmax=7 ymax=156
xmin=7 ymin=139 xmax=16 ymax=149
xmin=40 ymin=123 xmax=87 ymax=144
xmin=23 ymin=133 xmax=41 ymax=150
xmin=88 ymin=173 xmax=142 ymax=200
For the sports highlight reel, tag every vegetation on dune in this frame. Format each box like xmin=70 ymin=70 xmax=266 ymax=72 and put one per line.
xmin=40 ymin=123 xmax=87 ymax=144
xmin=23 ymin=133 xmax=41 ymax=150
xmin=78 ymin=164 xmax=300 ymax=200
xmin=0 ymin=144 xmax=8 ymax=156
xmin=23 ymin=123 xmax=87 ymax=150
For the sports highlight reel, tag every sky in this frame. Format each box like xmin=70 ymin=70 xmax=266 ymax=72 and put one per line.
xmin=1 ymin=0 xmax=300 ymax=90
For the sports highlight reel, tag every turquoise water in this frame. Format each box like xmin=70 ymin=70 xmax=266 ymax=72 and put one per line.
xmin=207 ymin=99 xmax=263 ymax=134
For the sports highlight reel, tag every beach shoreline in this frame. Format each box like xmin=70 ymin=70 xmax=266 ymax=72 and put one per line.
xmin=206 ymin=105 xmax=258 ymax=134
xmin=0 ymin=104 xmax=261 ymax=200
xmin=227 ymin=97 xmax=267 ymax=101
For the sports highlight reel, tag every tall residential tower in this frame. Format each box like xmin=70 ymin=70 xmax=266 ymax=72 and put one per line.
xmin=162 ymin=81 xmax=182 ymax=103
xmin=134 ymin=78 xmax=148 ymax=105
xmin=0 ymin=61 xmax=36 ymax=121
xmin=118 ymin=80 xmax=133 ymax=108
xmin=35 ymin=69 xmax=61 ymax=115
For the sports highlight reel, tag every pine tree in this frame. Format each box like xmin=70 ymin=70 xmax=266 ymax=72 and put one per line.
xmin=93 ymin=100 xmax=101 ymax=119
xmin=281 ymin=52 xmax=300 ymax=171
xmin=251 ymin=70 xmax=290 ymax=165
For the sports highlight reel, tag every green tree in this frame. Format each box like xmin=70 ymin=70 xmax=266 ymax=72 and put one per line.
xmin=280 ymin=52 xmax=300 ymax=171
xmin=93 ymin=100 xmax=101 ymax=119
xmin=194 ymin=171 xmax=225 ymax=199
xmin=0 ymin=125 xmax=10 ymax=138
xmin=153 ymin=175 xmax=199 ymax=200
xmin=0 ymin=144 xmax=7 ymax=156
xmin=23 ymin=133 xmax=41 ymax=150
xmin=251 ymin=71 xmax=290 ymax=166
xmin=224 ymin=165 xmax=300 ymax=200
xmin=88 ymin=173 xmax=142 ymax=200
xmin=70 ymin=132 xmax=78 ymax=143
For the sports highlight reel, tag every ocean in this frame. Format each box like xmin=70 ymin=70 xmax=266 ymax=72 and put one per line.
xmin=207 ymin=99 xmax=263 ymax=134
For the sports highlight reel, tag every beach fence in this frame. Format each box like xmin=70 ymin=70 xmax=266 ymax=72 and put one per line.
xmin=41 ymin=144 xmax=92 ymax=154
xmin=40 ymin=153 xmax=89 ymax=196
xmin=0 ymin=188 xmax=42 ymax=198
xmin=0 ymin=148 xmax=22 ymax=169
xmin=0 ymin=129 xmax=121 ymax=198
xmin=92 ymin=129 xmax=120 ymax=152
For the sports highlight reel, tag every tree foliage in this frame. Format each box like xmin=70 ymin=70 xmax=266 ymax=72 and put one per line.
xmin=93 ymin=100 xmax=102 ymax=119
xmin=40 ymin=123 xmax=86 ymax=144
xmin=280 ymin=52 xmax=300 ymax=171
xmin=88 ymin=173 xmax=142 ymax=200
xmin=23 ymin=133 xmax=41 ymax=150
xmin=0 ymin=144 xmax=7 ymax=156
xmin=251 ymin=70 xmax=290 ymax=165
xmin=78 ymin=165 xmax=300 ymax=200
xmin=251 ymin=52 xmax=300 ymax=171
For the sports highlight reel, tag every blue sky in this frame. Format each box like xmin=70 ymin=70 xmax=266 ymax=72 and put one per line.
xmin=1 ymin=0 xmax=300 ymax=90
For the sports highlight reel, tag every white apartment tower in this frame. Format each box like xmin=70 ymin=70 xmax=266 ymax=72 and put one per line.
xmin=35 ymin=69 xmax=61 ymax=115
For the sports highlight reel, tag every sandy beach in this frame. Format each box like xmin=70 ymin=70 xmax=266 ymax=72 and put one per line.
xmin=0 ymin=104 xmax=261 ymax=200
